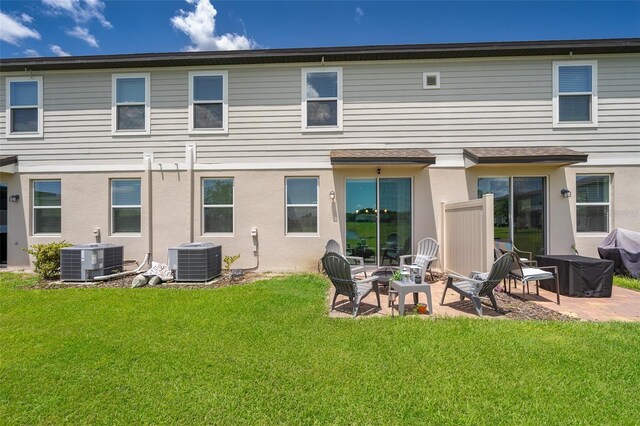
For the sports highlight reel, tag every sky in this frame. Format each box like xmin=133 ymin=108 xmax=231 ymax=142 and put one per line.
xmin=0 ymin=1 xmax=639 ymax=58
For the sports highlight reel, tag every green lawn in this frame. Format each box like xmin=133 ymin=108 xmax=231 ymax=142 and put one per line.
xmin=1 ymin=272 xmax=640 ymax=425
xmin=614 ymin=275 xmax=640 ymax=292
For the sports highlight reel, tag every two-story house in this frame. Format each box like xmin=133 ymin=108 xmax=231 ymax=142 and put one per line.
xmin=1 ymin=38 xmax=639 ymax=271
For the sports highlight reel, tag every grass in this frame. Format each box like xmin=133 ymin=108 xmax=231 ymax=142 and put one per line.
xmin=614 ymin=275 xmax=640 ymax=292
xmin=1 ymin=272 xmax=640 ymax=424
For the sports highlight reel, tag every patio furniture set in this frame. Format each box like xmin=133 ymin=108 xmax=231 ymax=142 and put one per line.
xmin=322 ymin=238 xmax=612 ymax=318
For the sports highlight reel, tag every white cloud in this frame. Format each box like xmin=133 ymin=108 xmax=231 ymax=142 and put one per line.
xmin=20 ymin=13 xmax=34 ymax=23
xmin=0 ymin=12 xmax=41 ymax=45
xmin=50 ymin=44 xmax=71 ymax=56
xmin=66 ymin=25 xmax=99 ymax=47
xmin=42 ymin=0 xmax=112 ymax=29
xmin=355 ymin=7 xmax=364 ymax=23
xmin=171 ymin=0 xmax=255 ymax=51
xmin=23 ymin=49 xmax=41 ymax=57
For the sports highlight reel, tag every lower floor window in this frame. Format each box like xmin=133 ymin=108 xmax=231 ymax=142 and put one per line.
xmin=111 ymin=179 xmax=141 ymax=233
xmin=576 ymin=175 xmax=610 ymax=233
xmin=286 ymin=177 xmax=318 ymax=234
xmin=33 ymin=180 xmax=61 ymax=234
xmin=203 ymin=178 xmax=234 ymax=233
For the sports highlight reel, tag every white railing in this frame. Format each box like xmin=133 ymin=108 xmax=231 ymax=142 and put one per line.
xmin=440 ymin=194 xmax=494 ymax=276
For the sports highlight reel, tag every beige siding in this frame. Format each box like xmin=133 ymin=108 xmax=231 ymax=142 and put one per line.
xmin=1 ymin=55 xmax=639 ymax=168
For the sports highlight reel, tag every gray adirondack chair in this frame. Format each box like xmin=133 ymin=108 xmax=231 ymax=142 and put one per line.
xmin=399 ymin=237 xmax=439 ymax=281
xmin=322 ymin=252 xmax=380 ymax=318
xmin=440 ymin=252 xmax=514 ymax=317
xmin=325 ymin=239 xmax=367 ymax=277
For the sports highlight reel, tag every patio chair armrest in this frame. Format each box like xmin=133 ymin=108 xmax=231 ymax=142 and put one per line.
xmin=345 ymin=255 xmax=365 ymax=267
xmin=447 ymin=273 xmax=483 ymax=284
xmin=514 ymin=248 xmax=533 ymax=261
xmin=356 ymin=276 xmax=378 ymax=284
xmin=398 ymin=255 xmax=414 ymax=265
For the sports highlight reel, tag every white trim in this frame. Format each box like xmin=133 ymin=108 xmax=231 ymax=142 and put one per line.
xmin=301 ymin=67 xmax=343 ymax=132
xmin=552 ymin=60 xmax=598 ymax=128
xmin=6 ymin=76 xmax=43 ymax=138
xmin=32 ymin=179 xmax=61 ymax=235
xmin=202 ymin=177 xmax=234 ymax=235
xmin=110 ymin=178 xmax=142 ymax=235
xmin=422 ymin=72 xmax=440 ymax=89
xmin=188 ymin=70 xmax=228 ymax=134
xmin=111 ymin=73 xmax=151 ymax=135
xmin=575 ymin=173 xmax=611 ymax=234
xmin=285 ymin=176 xmax=319 ymax=236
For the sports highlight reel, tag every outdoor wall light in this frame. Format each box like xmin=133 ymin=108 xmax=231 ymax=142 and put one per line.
xmin=561 ymin=189 xmax=572 ymax=198
xmin=329 ymin=190 xmax=336 ymax=201
xmin=8 ymin=194 xmax=20 ymax=202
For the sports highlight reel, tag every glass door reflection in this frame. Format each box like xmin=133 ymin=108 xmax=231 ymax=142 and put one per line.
xmin=345 ymin=179 xmax=377 ymax=264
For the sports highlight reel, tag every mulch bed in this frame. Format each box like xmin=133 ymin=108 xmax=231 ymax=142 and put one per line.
xmin=26 ymin=272 xmax=284 ymax=290
xmin=490 ymin=291 xmax=577 ymax=321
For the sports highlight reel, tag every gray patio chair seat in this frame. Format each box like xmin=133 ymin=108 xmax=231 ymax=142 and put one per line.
xmin=440 ymin=252 xmax=514 ymax=317
xmin=508 ymin=256 xmax=560 ymax=304
xmin=399 ymin=237 xmax=439 ymax=282
xmin=325 ymin=239 xmax=367 ymax=277
xmin=322 ymin=252 xmax=380 ymax=318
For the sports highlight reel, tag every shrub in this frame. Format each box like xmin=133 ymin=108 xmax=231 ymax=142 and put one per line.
xmin=223 ymin=254 xmax=240 ymax=272
xmin=23 ymin=241 xmax=73 ymax=280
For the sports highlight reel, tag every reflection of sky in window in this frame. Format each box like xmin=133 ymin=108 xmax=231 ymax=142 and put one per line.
xmin=116 ymin=78 xmax=145 ymax=103
xmin=379 ymin=179 xmax=411 ymax=213
xmin=287 ymin=178 xmax=317 ymax=204
xmin=112 ymin=180 xmax=141 ymax=205
xmin=306 ymin=72 xmax=337 ymax=98
xmin=478 ymin=177 xmax=509 ymax=199
xmin=10 ymin=81 xmax=38 ymax=106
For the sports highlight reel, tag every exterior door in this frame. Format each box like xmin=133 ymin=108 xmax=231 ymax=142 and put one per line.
xmin=478 ymin=176 xmax=547 ymax=256
xmin=345 ymin=178 xmax=412 ymax=266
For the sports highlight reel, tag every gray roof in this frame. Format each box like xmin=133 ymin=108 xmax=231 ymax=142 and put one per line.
xmin=330 ymin=149 xmax=436 ymax=165
xmin=463 ymin=147 xmax=589 ymax=164
xmin=1 ymin=38 xmax=639 ymax=72
xmin=0 ymin=156 xmax=18 ymax=167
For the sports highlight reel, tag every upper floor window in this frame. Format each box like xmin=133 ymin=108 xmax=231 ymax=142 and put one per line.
xmin=576 ymin=174 xmax=610 ymax=233
xmin=112 ymin=73 xmax=150 ymax=135
xmin=553 ymin=61 xmax=597 ymax=127
xmin=6 ymin=77 xmax=43 ymax=138
xmin=33 ymin=180 xmax=61 ymax=235
xmin=111 ymin=179 xmax=141 ymax=234
xmin=302 ymin=67 xmax=342 ymax=131
xmin=189 ymin=71 xmax=228 ymax=133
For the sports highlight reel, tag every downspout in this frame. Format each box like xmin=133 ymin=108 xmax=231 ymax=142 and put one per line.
xmin=144 ymin=153 xmax=153 ymax=262
xmin=186 ymin=145 xmax=195 ymax=243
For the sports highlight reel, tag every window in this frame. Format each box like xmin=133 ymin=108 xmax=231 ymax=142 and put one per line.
xmin=286 ymin=177 xmax=318 ymax=234
xmin=553 ymin=61 xmax=597 ymax=126
xmin=33 ymin=180 xmax=61 ymax=234
xmin=576 ymin=175 xmax=610 ymax=233
xmin=423 ymin=72 xmax=440 ymax=89
xmin=302 ymin=67 xmax=342 ymax=130
xmin=6 ymin=77 xmax=43 ymax=137
xmin=203 ymin=178 xmax=233 ymax=234
xmin=189 ymin=71 xmax=228 ymax=133
xmin=111 ymin=179 xmax=141 ymax=233
xmin=112 ymin=74 xmax=150 ymax=134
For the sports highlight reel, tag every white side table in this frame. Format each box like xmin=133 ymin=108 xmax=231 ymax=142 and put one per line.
xmin=390 ymin=280 xmax=433 ymax=316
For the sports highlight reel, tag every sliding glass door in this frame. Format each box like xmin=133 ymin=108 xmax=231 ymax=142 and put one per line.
xmin=346 ymin=178 xmax=412 ymax=265
xmin=478 ymin=176 xmax=547 ymax=256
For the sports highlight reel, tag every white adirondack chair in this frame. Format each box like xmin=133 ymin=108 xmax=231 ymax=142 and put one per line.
xmin=399 ymin=237 xmax=439 ymax=282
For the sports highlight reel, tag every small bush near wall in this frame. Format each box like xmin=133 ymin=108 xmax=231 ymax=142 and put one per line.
xmin=23 ymin=241 xmax=73 ymax=280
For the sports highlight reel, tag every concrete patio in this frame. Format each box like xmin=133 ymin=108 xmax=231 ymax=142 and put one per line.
xmin=328 ymin=276 xmax=640 ymax=321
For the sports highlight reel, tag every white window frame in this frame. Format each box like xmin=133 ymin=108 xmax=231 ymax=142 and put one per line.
xmin=285 ymin=176 xmax=319 ymax=236
xmin=422 ymin=72 xmax=440 ymax=89
xmin=301 ymin=67 xmax=343 ymax=132
xmin=552 ymin=60 xmax=598 ymax=128
xmin=32 ymin=179 xmax=61 ymax=236
xmin=110 ymin=178 xmax=142 ymax=235
xmin=6 ymin=76 xmax=43 ymax=138
xmin=188 ymin=71 xmax=229 ymax=134
xmin=111 ymin=73 xmax=150 ymax=135
xmin=576 ymin=173 xmax=611 ymax=234
xmin=202 ymin=177 xmax=234 ymax=236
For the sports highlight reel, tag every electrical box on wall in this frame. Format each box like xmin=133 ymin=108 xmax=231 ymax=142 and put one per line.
xmin=251 ymin=227 xmax=258 ymax=237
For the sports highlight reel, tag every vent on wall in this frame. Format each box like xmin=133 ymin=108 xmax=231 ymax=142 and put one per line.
xmin=60 ymin=244 xmax=124 ymax=281
xmin=423 ymin=72 xmax=440 ymax=89
xmin=167 ymin=243 xmax=222 ymax=282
